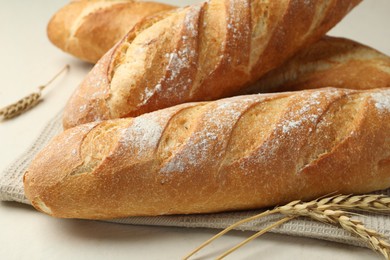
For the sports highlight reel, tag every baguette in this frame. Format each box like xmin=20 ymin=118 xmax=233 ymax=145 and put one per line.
xmin=47 ymin=0 xmax=175 ymax=63
xmin=24 ymin=88 xmax=390 ymax=219
xmin=242 ymin=36 xmax=390 ymax=95
xmin=62 ymin=0 xmax=362 ymax=129
xmin=48 ymin=1 xmax=390 ymax=92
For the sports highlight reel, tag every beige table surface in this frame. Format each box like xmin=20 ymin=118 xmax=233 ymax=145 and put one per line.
xmin=0 ymin=1 xmax=389 ymax=259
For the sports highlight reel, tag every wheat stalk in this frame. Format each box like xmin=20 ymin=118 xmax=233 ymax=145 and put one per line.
xmin=216 ymin=208 xmax=390 ymax=259
xmin=184 ymin=194 xmax=390 ymax=260
xmin=0 ymin=65 xmax=69 ymax=120
xmin=182 ymin=209 xmax=280 ymax=259
xmin=215 ymin=216 xmax=295 ymax=260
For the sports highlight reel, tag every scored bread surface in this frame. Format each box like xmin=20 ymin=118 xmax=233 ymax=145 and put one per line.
xmin=62 ymin=0 xmax=362 ymax=129
xmin=25 ymin=88 xmax=390 ymax=219
xmin=243 ymin=36 xmax=390 ymax=94
xmin=47 ymin=0 xmax=175 ymax=63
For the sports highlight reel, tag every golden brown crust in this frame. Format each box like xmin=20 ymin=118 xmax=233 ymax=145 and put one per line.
xmin=242 ymin=36 xmax=390 ymax=95
xmin=62 ymin=45 xmax=115 ymax=129
xmin=62 ymin=9 xmax=175 ymax=129
xmin=62 ymin=0 xmax=362 ymax=129
xmin=25 ymin=88 xmax=390 ymax=219
xmin=47 ymin=0 xmax=175 ymax=63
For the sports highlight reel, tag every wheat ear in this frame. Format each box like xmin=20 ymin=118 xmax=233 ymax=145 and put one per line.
xmin=184 ymin=194 xmax=390 ymax=259
xmin=303 ymin=209 xmax=390 ymax=259
xmin=0 ymin=65 xmax=69 ymax=120
xmin=302 ymin=194 xmax=390 ymax=213
xmin=215 ymin=208 xmax=390 ymax=260
xmin=336 ymin=214 xmax=390 ymax=259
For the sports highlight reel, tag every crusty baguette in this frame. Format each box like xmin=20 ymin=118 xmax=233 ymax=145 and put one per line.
xmin=242 ymin=36 xmax=390 ymax=95
xmin=48 ymin=0 xmax=390 ymax=91
xmin=47 ymin=0 xmax=175 ymax=63
xmin=24 ymin=88 xmax=390 ymax=219
xmin=62 ymin=0 xmax=362 ymax=129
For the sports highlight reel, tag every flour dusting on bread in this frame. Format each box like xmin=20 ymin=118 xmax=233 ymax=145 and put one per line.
xmin=371 ymin=90 xmax=390 ymax=112
xmin=119 ymin=114 xmax=164 ymax=158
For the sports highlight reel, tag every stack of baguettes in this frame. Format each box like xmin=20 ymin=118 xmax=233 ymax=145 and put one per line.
xmin=24 ymin=0 xmax=390 ymax=219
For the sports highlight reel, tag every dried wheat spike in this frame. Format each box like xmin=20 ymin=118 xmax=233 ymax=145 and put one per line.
xmin=328 ymin=195 xmax=390 ymax=212
xmin=279 ymin=201 xmax=390 ymax=259
xmin=185 ymin=194 xmax=390 ymax=260
xmin=280 ymin=194 xmax=390 ymax=214
xmin=0 ymin=65 xmax=69 ymax=120
xmin=321 ymin=210 xmax=390 ymax=259
xmin=0 ymin=91 xmax=42 ymax=119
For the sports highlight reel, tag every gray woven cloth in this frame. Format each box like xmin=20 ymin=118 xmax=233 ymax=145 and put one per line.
xmin=1 ymin=111 xmax=389 ymax=249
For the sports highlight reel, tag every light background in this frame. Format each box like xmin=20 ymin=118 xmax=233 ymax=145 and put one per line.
xmin=0 ymin=1 xmax=389 ymax=259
